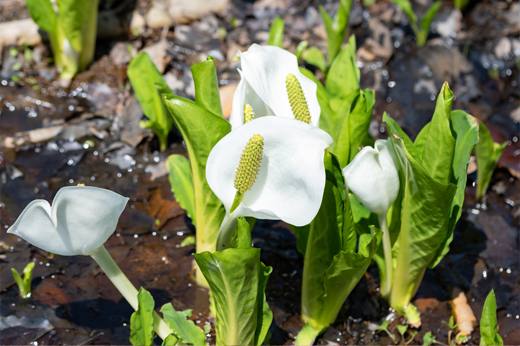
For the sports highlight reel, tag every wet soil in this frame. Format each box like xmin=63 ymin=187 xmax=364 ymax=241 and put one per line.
xmin=1 ymin=0 xmax=519 ymax=345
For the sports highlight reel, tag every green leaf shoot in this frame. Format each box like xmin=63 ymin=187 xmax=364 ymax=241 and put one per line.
xmin=376 ymin=320 xmax=396 ymax=344
xmin=319 ymin=0 xmax=353 ymax=66
xmin=390 ymin=0 xmax=440 ymax=46
xmin=11 ymin=261 xmax=35 ymax=298
xmin=130 ymin=288 xmax=155 ymax=346
xmin=160 ymin=303 xmax=207 ymax=345
xmin=423 ymin=331 xmax=443 ymax=345
xmin=128 ymin=52 xmax=174 ymax=151
xmin=479 ymin=290 xmax=503 ymax=346
xmin=191 ymin=56 xmax=224 ymax=118
xmin=267 ymin=17 xmax=285 ymax=47
xmin=180 ymin=236 xmax=196 ymax=247
xmin=167 ymin=154 xmax=196 ymax=223
xmin=295 ymin=41 xmax=309 ymax=62
xmin=475 ymin=121 xmax=507 ymax=199
xmin=24 ymin=0 xmax=57 ymax=34
xmin=161 ymin=334 xmax=179 ymax=346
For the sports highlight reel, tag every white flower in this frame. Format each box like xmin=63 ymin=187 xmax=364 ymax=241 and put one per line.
xmin=7 ymin=186 xmax=128 ymax=256
xmin=229 ymin=44 xmax=320 ymax=129
xmin=206 ymin=116 xmax=332 ymax=249
xmin=342 ymin=139 xmax=399 ymax=219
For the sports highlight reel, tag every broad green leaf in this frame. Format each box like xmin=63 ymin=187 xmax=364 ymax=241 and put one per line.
xmin=162 ymin=334 xmax=179 ymax=346
xmin=390 ymin=0 xmax=417 ymax=26
xmin=130 ymin=288 xmax=155 ymax=346
xmin=319 ymin=228 xmax=381 ymax=326
xmin=396 ymin=324 xmax=408 ymax=336
xmin=193 ymin=247 xmax=272 ymax=346
xmin=326 ymin=35 xmax=360 ymax=111
xmin=419 ymin=82 xmax=455 ymax=185
xmin=254 ymin=262 xmax=273 ymax=346
xmin=303 ymin=46 xmax=326 ymax=73
xmin=413 ymin=122 xmax=430 ymax=162
xmin=290 ymin=223 xmax=310 ymax=256
xmin=128 ymin=52 xmax=173 ymax=151
xmin=299 ymin=67 xmax=336 ymax=139
xmin=267 ymin=17 xmax=285 ymax=48
xmin=56 ymin=0 xmax=98 ymax=52
xmin=423 ymin=331 xmax=436 ymax=346
xmin=301 ymin=152 xmax=368 ymax=331
xmin=163 ymin=94 xmax=230 ymax=256
xmin=480 ymin=290 xmax=503 ymax=346
xmin=319 ymin=5 xmax=336 ymax=64
xmin=385 ymin=114 xmax=457 ymax=313
xmin=191 ymin=56 xmax=223 ymax=118
xmin=236 ymin=217 xmax=252 ymax=249
xmin=295 ymin=41 xmax=309 ymax=62
xmin=418 ymin=1 xmax=441 ymax=46
xmin=160 ymin=303 xmax=206 ymax=345
xmin=167 ymin=154 xmax=195 ymax=223
xmin=429 ymin=110 xmax=479 ymax=268
xmin=475 ymin=121 xmax=507 ymax=199
xmin=384 ymin=112 xmax=419 ymax=160
xmin=330 ymin=88 xmax=375 ymax=167
xmin=25 ymin=0 xmax=57 ymax=34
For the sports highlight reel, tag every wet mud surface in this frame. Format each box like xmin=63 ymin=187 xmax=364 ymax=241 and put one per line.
xmin=1 ymin=0 xmax=519 ymax=344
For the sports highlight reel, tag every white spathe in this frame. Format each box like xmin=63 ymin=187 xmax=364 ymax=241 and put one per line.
xmin=342 ymin=139 xmax=400 ymax=218
xmin=7 ymin=186 xmax=129 ymax=256
xmin=229 ymin=44 xmax=320 ymax=129
xmin=207 ymin=116 xmax=332 ymax=227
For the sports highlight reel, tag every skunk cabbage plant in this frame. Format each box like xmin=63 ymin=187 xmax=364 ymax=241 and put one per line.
xmin=343 ymin=139 xmax=399 ymax=298
xmin=206 ymin=116 xmax=333 ymax=251
xmin=7 ymin=186 xmax=174 ymax=341
xmin=230 ymin=44 xmax=321 ymax=128
xmin=364 ymin=83 xmax=480 ymax=326
xmin=25 ymin=0 xmax=100 ymax=82
xmin=294 ymin=152 xmax=382 ymax=345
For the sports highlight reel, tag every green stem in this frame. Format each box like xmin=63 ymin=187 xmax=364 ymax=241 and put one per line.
xmin=215 ymin=214 xmax=238 ymax=251
xmin=378 ymin=214 xmax=393 ymax=299
xmin=294 ymin=323 xmax=324 ymax=346
xmin=89 ymin=245 xmax=172 ymax=340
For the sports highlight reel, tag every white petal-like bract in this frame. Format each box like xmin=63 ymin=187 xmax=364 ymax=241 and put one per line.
xmin=342 ymin=139 xmax=399 ymax=218
xmin=7 ymin=186 xmax=129 ymax=256
xmin=207 ymin=116 xmax=332 ymax=226
xmin=229 ymin=44 xmax=320 ymax=129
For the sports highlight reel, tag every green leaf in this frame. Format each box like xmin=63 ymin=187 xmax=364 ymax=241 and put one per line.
xmin=163 ymin=93 xmax=230 ymax=257
xmin=160 ymin=303 xmax=207 ymax=345
xmin=423 ymin=331 xmax=435 ymax=346
xmin=25 ymin=0 xmax=57 ymax=34
xmin=130 ymin=288 xmax=155 ymax=346
xmin=319 ymin=229 xmax=381 ymax=327
xmin=236 ymin=217 xmax=252 ymax=249
xmin=480 ymin=290 xmax=503 ymax=346
xmin=454 ymin=0 xmax=470 ymax=10
xmin=56 ymin=0 xmax=98 ymax=53
xmin=180 ymin=236 xmax=196 ymax=247
xmin=397 ymin=324 xmax=408 ymax=336
xmin=128 ymin=52 xmax=173 ymax=151
xmin=384 ymin=114 xmax=457 ymax=315
xmin=267 ymin=17 xmax=285 ymax=48
xmin=193 ymin=248 xmax=273 ymax=346
xmin=390 ymin=0 xmax=418 ymax=26
xmin=476 ymin=121 xmax=507 ymax=199
xmin=419 ymin=83 xmax=455 ymax=185
xmin=319 ymin=0 xmax=353 ymax=65
xmin=167 ymin=154 xmax=196 ymax=223
xmin=303 ymin=46 xmax=327 ymax=73
xmin=191 ymin=56 xmax=223 ymax=118
xmin=326 ymin=35 xmax=360 ymax=111
xmin=290 ymin=223 xmax=310 ymax=256
xmin=429 ymin=110 xmax=479 ymax=268
xmin=295 ymin=41 xmax=309 ymax=62
xmin=162 ymin=334 xmax=179 ymax=346
xmin=329 ymin=88 xmax=375 ymax=167
xmin=301 ymin=152 xmax=381 ymax=331
xmin=418 ymin=1 xmax=441 ymax=47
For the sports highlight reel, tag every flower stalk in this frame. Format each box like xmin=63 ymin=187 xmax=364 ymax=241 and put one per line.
xmin=89 ymin=245 xmax=172 ymax=340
